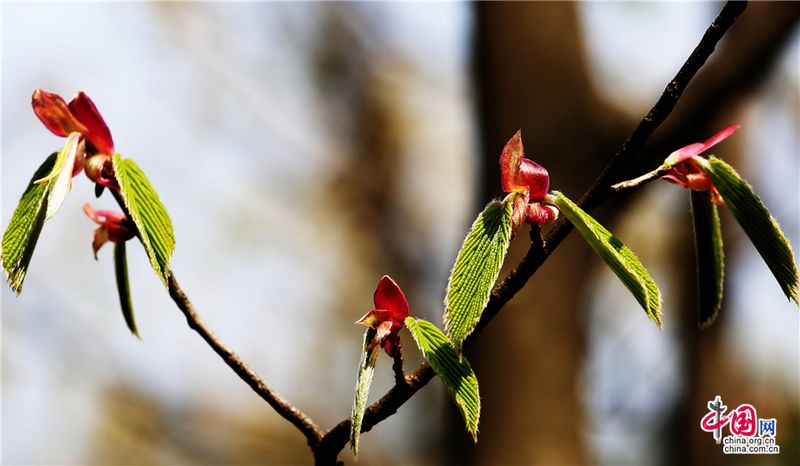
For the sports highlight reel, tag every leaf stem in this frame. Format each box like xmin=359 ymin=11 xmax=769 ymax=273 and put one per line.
xmin=610 ymin=166 xmax=670 ymax=191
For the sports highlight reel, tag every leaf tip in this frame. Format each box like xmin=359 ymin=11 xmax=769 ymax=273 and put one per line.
xmin=467 ymin=402 xmax=480 ymax=443
xmin=349 ymin=436 xmax=360 ymax=458
xmin=8 ymin=280 xmax=23 ymax=296
xmin=706 ymin=157 xmax=800 ymax=305
xmin=3 ymin=269 xmax=20 ymax=295
xmin=652 ymin=298 xmax=663 ymax=330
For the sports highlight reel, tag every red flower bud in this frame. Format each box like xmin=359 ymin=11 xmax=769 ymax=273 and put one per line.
xmin=83 ymin=154 xmax=119 ymax=189
xmin=500 ymin=131 xmax=558 ymax=229
xmin=661 ymin=124 xmax=739 ymax=205
xmin=32 ymin=89 xmax=115 ymax=156
xmin=32 ymin=89 xmax=87 ymax=137
xmin=83 ymin=204 xmax=135 ymax=258
xmin=355 ymin=275 xmax=410 ymax=356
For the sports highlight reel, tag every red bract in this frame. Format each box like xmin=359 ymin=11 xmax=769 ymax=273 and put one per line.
xmin=661 ymin=124 xmax=740 ymax=205
xmin=355 ymin=275 xmax=410 ymax=357
xmin=500 ymin=131 xmax=558 ymax=229
xmin=83 ymin=204 xmax=136 ymax=259
xmin=32 ymin=89 xmax=118 ymax=188
xmin=33 ymin=89 xmax=115 ymax=155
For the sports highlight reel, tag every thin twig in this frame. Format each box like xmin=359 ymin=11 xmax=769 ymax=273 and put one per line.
xmin=577 ymin=2 xmax=747 ymax=214
xmin=110 ymin=185 xmax=324 ymax=448
xmin=165 ymin=273 xmax=324 ymax=447
xmin=391 ymin=346 xmax=406 ymax=387
xmin=610 ymin=166 xmax=670 ymax=191
xmin=312 ymin=1 xmax=748 ymax=462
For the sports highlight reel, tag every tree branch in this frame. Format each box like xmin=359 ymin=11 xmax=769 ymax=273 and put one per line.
xmin=572 ymin=0 xmax=748 ymax=215
xmin=165 ymin=273 xmax=325 ymax=448
xmin=391 ymin=346 xmax=407 ymax=387
xmin=315 ymin=363 xmax=435 ymax=465
xmin=111 ymin=187 xmax=324 ymax=449
xmin=312 ymin=1 xmax=748 ymax=462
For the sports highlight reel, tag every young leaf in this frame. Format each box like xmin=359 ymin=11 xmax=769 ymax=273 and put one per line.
xmin=405 ymin=317 xmax=480 ymax=441
xmin=38 ymin=132 xmax=81 ymax=220
xmin=113 ymin=155 xmax=175 ymax=284
xmin=2 ymin=153 xmax=57 ymax=294
xmin=114 ymin=242 xmax=139 ymax=337
xmin=350 ymin=327 xmax=379 ymax=456
xmin=443 ymin=200 xmax=513 ymax=351
xmin=690 ymin=190 xmax=725 ymax=328
xmin=704 ymin=157 xmax=799 ymax=304
xmin=551 ymin=191 xmax=662 ymax=327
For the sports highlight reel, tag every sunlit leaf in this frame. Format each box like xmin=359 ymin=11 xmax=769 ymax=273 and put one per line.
xmin=551 ymin=191 xmax=662 ymax=327
xmin=690 ymin=190 xmax=725 ymax=328
xmin=36 ymin=132 xmax=81 ymax=220
xmin=113 ymin=155 xmax=175 ymax=284
xmin=405 ymin=317 xmax=480 ymax=441
xmin=704 ymin=157 xmax=799 ymax=304
xmin=114 ymin=242 xmax=139 ymax=337
xmin=2 ymin=153 xmax=57 ymax=294
xmin=350 ymin=327 xmax=379 ymax=456
xmin=443 ymin=200 xmax=513 ymax=351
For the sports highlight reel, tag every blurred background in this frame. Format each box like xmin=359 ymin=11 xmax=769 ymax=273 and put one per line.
xmin=1 ymin=2 xmax=798 ymax=465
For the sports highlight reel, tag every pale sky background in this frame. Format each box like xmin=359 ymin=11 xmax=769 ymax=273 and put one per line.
xmin=2 ymin=2 xmax=797 ymax=465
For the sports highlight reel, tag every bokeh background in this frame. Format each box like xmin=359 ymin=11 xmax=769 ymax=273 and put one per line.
xmin=2 ymin=2 xmax=798 ymax=465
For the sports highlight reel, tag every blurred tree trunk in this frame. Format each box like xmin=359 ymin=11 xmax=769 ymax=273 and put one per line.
xmin=451 ymin=3 xmax=631 ymax=465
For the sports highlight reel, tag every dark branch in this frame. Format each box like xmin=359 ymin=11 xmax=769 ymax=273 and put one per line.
xmin=313 ymin=1 xmax=748 ymax=461
xmin=166 ymin=273 xmax=324 ymax=447
xmin=314 ymin=363 xmax=435 ymax=465
xmin=391 ymin=346 xmax=407 ymax=387
xmin=111 ymin=186 xmax=324 ymax=449
xmin=576 ymin=0 xmax=748 ymax=214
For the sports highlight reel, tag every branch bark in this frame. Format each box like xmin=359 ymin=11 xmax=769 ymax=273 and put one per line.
xmin=165 ymin=273 xmax=325 ymax=448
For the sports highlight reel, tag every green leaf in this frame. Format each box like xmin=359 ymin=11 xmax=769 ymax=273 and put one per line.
xmin=350 ymin=327 xmax=379 ymax=456
xmin=704 ymin=157 xmax=799 ymax=304
xmin=114 ymin=242 xmax=139 ymax=337
xmin=405 ymin=317 xmax=480 ymax=441
xmin=690 ymin=190 xmax=725 ymax=328
xmin=443 ymin=200 xmax=513 ymax=350
xmin=551 ymin=191 xmax=662 ymax=327
xmin=113 ymin=155 xmax=175 ymax=284
xmin=2 ymin=153 xmax=57 ymax=294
